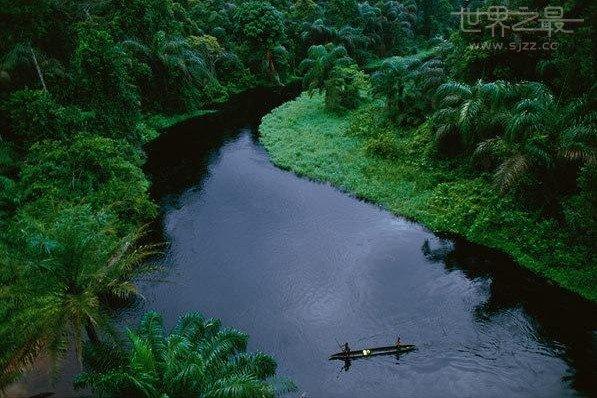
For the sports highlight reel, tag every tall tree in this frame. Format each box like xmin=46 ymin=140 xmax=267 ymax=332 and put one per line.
xmin=233 ymin=1 xmax=287 ymax=81
xmin=2 ymin=42 xmax=48 ymax=91
xmin=0 ymin=206 xmax=157 ymax=386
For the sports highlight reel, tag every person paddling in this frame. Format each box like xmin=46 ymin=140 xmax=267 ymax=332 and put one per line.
xmin=342 ymin=343 xmax=350 ymax=354
xmin=343 ymin=342 xmax=350 ymax=357
xmin=395 ymin=337 xmax=401 ymax=347
xmin=342 ymin=343 xmax=352 ymax=371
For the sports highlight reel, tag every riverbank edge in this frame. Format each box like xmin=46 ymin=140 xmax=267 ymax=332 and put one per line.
xmin=144 ymin=79 xmax=303 ymax=132
xmin=259 ymin=93 xmax=596 ymax=302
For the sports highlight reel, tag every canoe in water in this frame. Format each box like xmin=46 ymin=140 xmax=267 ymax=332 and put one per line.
xmin=329 ymin=344 xmax=416 ymax=360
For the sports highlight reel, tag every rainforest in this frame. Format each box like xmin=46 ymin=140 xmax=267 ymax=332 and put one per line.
xmin=0 ymin=0 xmax=595 ymax=397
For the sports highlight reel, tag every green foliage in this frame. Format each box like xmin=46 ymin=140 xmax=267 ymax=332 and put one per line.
xmin=1 ymin=41 xmax=51 ymax=92
xmin=110 ymin=0 xmax=185 ymax=41
xmin=416 ymin=0 xmax=452 ymax=37
xmin=122 ymin=31 xmax=224 ymax=112
xmin=75 ymin=311 xmax=296 ymax=397
xmin=233 ymin=1 xmax=286 ymax=80
xmin=298 ymin=44 xmax=368 ymax=113
xmin=188 ymin=34 xmax=223 ymax=74
xmin=260 ymin=93 xmax=597 ymax=301
xmin=71 ymin=25 xmax=141 ymax=142
xmin=324 ymin=64 xmax=369 ymax=113
xmin=20 ymin=134 xmax=156 ymax=225
xmin=0 ymin=205 xmax=158 ymax=384
xmin=372 ymin=54 xmax=445 ymax=124
xmin=432 ymin=80 xmax=596 ymax=209
xmin=4 ymin=90 xmax=92 ymax=143
xmin=233 ymin=1 xmax=285 ymax=48
xmin=299 ymin=44 xmax=354 ymax=93
xmin=290 ymin=0 xmax=319 ymax=21
xmin=1 ymin=0 xmax=595 ymax=390
xmin=364 ymin=130 xmax=399 ymax=158
xmin=326 ymin=0 xmax=359 ymax=25
xmin=358 ymin=0 xmax=417 ymax=56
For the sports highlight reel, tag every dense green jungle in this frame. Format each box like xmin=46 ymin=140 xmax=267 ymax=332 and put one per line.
xmin=0 ymin=0 xmax=594 ymax=397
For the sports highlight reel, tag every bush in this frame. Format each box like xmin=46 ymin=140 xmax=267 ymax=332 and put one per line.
xmin=364 ymin=131 xmax=399 ymax=159
xmin=4 ymin=90 xmax=92 ymax=143
xmin=20 ymin=134 xmax=156 ymax=225
xmin=324 ymin=64 xmax=369 ymax=113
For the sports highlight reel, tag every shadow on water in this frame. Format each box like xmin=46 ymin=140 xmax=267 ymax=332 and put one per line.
xmin=421 ymin=238 xmax=597 ymax=395
xmin=17 ymin=85 xmax=595 ymax=398
xmin=138 ymin=86 xmax=597 ymax=397
xmin=130 ymin=85 xmax=596 ymax=397
xmin=144 ymin=85 xmax=300 ymax=203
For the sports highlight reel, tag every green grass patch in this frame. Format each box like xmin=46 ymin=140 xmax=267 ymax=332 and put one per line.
xmin=260 ymin=93 xmax=596 ymax=302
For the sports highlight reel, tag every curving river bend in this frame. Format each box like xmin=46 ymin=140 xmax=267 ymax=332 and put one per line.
xmin=11 ymin=89 xmax=594 ymax=398
xmin=134 ymin=89 xmax=597 ymax=398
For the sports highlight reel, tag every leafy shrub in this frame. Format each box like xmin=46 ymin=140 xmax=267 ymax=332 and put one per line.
xmin=324 ymin=64 xmax=369 ymax=113
xmin=5 ymin=90 xmax=92 ymax=143
xmin=364 ymin=131 xmax=399 ymax=158
xmin=20 ymin=134 xmax=156 ymax=224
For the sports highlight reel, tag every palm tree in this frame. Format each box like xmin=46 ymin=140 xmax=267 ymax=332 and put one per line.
xmin=0 ymin=206 xmax=158 ymax=386
xmin=75 ymin=311 xmax=296 ymax=397
xmin=372 ymin=55 xmax=445 ymax=123
xmin=473 ymin=84 xmax=595 ymax=194
xmin=299 ymin=43 xmax=354 ymax=93
xmin=122 ymin=31 xmax=212 ymax=84
xmin=432 ymin=80 xmax=512 ymax=148
xmin=431 ymin=79 xmax=596 ymax=202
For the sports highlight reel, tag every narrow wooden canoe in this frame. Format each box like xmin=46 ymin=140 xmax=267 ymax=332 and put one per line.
xmin=329 ymin=344 xmax=416 ymax=360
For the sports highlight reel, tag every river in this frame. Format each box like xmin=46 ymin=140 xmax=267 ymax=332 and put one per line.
xmin=15 ymin=89 xmax=596 ymax=398
xmin=137 ymin=89 xmax=596 ymax=398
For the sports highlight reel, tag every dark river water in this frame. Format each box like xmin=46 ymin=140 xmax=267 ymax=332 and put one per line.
xmin=15 ymin=89 xmax=596 ymax=398
xmin=138 ymin=89 xmax=596 ymax=398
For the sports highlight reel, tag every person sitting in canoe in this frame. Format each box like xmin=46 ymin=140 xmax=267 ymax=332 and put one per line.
xmin=343 ymin=343 xmax=350 ymax=356
xmin=395 ymin=337 xmax=401 ymax=347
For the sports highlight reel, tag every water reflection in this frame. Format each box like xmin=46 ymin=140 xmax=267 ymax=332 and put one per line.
xmin=421 ymin=238 xmax=597 ymax=395
xmin=140 ymin=124 xmax=596 ymax=397
xmin=145 ymin=86 xmax=300 ymax=203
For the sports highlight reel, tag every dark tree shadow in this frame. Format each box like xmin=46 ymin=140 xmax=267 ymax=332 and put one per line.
xmin=421 ymin=237 xmax=597 ymax=395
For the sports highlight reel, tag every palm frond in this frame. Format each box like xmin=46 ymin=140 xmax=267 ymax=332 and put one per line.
xmin=495 ymin=153 xmax=530 ymax=192
xmin=436 ymin=82 xmax=472 ymax=100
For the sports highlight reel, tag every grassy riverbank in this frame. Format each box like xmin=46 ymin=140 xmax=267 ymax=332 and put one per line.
xmin=260 ymin=93 xmax=596 ymax=302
